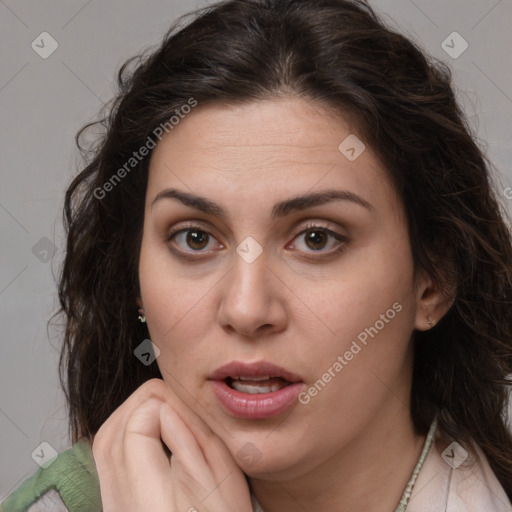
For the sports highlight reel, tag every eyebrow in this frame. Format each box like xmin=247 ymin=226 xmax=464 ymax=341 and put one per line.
xmin=151 ymin=187 xmax=374 ymax=219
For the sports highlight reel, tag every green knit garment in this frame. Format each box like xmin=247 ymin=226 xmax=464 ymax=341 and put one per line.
xmin=0 ymin=439 xmax=101 ymax=512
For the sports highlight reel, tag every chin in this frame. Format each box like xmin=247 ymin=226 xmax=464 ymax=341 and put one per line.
xmin=222 ymin=433 xmax=304 ymax=478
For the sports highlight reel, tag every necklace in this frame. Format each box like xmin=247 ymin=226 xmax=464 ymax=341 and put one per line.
xmin=394 ymin=417 xmax=438 ymax=511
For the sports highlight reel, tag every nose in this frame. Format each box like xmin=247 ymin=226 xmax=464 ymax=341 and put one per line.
xmin=217 ymin=246 xmax=288 ymax=339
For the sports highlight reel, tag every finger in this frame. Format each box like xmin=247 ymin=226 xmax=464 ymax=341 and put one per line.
xmin=159 ymin=402 xmax=250 ymax=511
xmin=93 ymin=378 xmax=183 ymax=492
xmin=95 ymin=378 xmax=233 ymax=487
xmin=93 ymin=380 xmax=166 ymax=457
xmin=153 ymin=386 xmax=248 ymax=485
xmin=124 ymin=400 xmax=225 ymax=512
xmin=93 ymin=381 xmax=252 ymax=512
xmin=122 ymin=398 xmax=215 ymax=491
xmin=169 ymin=407 xmax=242 ymax=477
xmin=159 ymin=402 xmax=216 ymax=485
xmin=159 ymin=405 xmax=252 ymax=510
xmin=120 ymin=399 xmax=173 ymax=507
xmin=93 ymin=379 xmax=188 ymax=458
xmin=156 ymin=379 xmax=219 ymax=440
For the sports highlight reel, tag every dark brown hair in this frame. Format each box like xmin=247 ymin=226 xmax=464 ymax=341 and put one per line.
xmin=57 ymin=0 xmax=512 ymax=498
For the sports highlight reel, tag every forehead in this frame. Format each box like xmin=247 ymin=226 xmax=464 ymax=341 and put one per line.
xmin=146 ymin=98 xmax=399 ymax=217
xmin=151 ymin=98 xmax=360 ymax=167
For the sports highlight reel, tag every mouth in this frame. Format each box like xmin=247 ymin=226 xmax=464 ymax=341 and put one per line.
xmin=209 ymin=360 xmax=303 ymax=387
xmin=225 ymin=376 xmax=293 ymax=394
xmin=209 ymin=360 xmax=305 ymax=419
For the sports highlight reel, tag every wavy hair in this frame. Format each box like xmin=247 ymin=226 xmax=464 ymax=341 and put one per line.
xmin=56 ymin=0 xmax=512 ymax=498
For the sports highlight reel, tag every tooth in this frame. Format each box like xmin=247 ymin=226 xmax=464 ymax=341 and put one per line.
xmin=238 ymin=375 xmax=270 ymax=381
xmin=231 ymin=380 xmax=288 ymax=394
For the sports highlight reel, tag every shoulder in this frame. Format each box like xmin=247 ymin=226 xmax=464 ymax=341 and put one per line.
xmin=408 ymin=436 xmax=512 ymax=512
xmin=0 ymin=439 xmax=101 ymax=512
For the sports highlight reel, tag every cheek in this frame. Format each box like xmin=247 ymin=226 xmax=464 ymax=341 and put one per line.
xmin=138 ymin=240 xmax=214 ymax=356
xmin=324 ymin=242 xmax=413 ymax=328
xmin=140 ymin=267 xmax=209 ymax=388
xmin=295 ymin=293 xmax=415 ymax=456
xmin=304 ymin=233 xmax=417 ymax=380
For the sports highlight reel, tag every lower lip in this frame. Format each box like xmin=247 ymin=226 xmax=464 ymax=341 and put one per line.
xmin=210 ymin=380 xmax=305 ymax=419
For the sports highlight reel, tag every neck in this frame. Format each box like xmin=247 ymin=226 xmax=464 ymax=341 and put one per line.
xmin=249 ymin=393 xmax=426 ymax=512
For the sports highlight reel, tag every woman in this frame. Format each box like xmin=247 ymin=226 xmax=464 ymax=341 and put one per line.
xmin=2 ymin=0 xmax=512 ymax=510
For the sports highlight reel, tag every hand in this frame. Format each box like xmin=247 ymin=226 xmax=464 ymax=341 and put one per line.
xmin=92 ymin=378 xmax=254 ymax=512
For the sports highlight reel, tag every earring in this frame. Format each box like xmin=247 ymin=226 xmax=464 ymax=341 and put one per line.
xmin=427 ymin=318 xmax=433 ymax=328
xmin=138 ymin=309 xmax=146 ymax=323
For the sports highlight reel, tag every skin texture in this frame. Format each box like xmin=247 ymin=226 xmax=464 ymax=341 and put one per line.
xmin=93 ymin=97 xmax=453 ymax=512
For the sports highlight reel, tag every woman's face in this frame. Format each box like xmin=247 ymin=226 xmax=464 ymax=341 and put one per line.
xmin=138 ymin=97 xmax=428 ymax=479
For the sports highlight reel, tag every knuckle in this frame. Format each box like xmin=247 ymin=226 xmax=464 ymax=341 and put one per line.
xmin=138 ymin=378 xmax=168 ymax=401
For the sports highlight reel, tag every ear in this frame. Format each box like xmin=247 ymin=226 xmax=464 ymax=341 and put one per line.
xmin=136 ymin=296 xmax=144 ymax=311
xmin=414 ymin=269 xmax=455 ymax=331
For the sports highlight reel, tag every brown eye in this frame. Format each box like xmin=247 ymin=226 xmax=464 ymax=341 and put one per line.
xmin=167 ymin=224 xmax=223 ymax=256
xmin=290 ymin=223 xmax=347 ymax=257
xmin=304 ymin=228 xmax=329 ymax=251
xmin=185 ymin=229 xmax=210 ymax=250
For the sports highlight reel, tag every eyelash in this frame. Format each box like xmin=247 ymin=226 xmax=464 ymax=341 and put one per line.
xmin=166 ymin=221 xmax=348 ymax=260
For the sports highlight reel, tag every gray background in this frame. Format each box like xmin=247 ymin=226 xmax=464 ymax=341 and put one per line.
xmin=1 ymin=0 xmax=511 ymax=499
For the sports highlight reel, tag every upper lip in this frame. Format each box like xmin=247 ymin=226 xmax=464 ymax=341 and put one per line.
xmin=209 ymin=360 xmax=303 ymax=383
